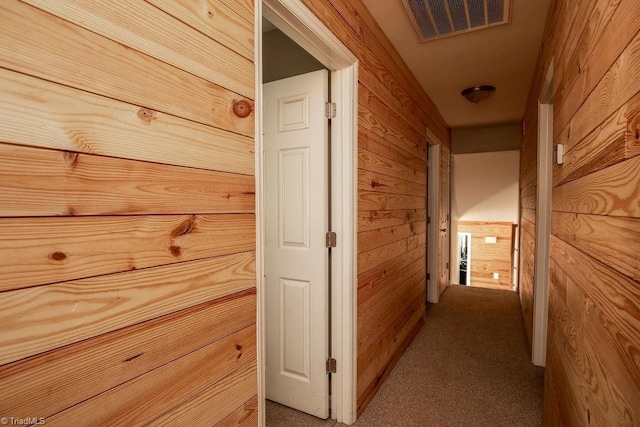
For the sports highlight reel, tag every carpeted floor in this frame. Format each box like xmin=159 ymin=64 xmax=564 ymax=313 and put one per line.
xmin=267 ymin=285 xmax=544 ymax=426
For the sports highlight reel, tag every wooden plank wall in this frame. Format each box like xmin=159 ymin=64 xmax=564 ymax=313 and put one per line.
xmin=300 ymin=0 xmax=451 ymax=415
xmin=458 ymin=221 xmax=513 ymax=289
xmin=0 ymin=1 xmax=258 ymax=425
xmin=520 ymin=0 xmax=640 ymax=424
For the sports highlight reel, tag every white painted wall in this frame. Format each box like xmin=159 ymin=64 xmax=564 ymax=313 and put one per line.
xmin=452 ymin=150 xmax=519 ymax=222
xmin=450 ymin=150 xmax=519 ymax=284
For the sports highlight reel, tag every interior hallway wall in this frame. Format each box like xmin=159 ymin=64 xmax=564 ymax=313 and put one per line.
xmin=521 ymin=0 xmax=640 ymax=423
xmin=0 ymin=0 xmax=257 ymax=424
xmin=450 ymin=150 xmax=519 ymax=285
xmin=300 ymin=0 xmax=450 ymax=414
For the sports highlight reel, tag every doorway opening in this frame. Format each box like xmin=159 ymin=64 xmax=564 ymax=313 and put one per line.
xmin=457 ymin=232 xmax=471 ymax=286
xmin=531 ymin=60 xmax=554 ymax=367
xmin=427 ymin=138 xmax=451 ymax=303
xmin=256 ymin=1 xmax=358 ymax=424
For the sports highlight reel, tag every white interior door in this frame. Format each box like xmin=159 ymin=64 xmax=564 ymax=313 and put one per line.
xmin=264 ymin=70 xmax=329 ymax=418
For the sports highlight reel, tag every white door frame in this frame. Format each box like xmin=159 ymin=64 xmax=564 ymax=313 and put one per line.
xmin=427 ymin=143 xmax=440 ymax=303
xmin=531 ymin=60 xmax=554 ymax=367
xmin=426 ymin=129 xmax=449 ymax=302
xmin=255 ymin=1 xmax=359 ymax=424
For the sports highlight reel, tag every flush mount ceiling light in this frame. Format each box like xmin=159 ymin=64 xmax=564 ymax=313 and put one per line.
xmin=461 ymin=85 xmax=496 ymax=104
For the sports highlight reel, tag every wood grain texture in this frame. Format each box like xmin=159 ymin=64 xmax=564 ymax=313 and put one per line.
xmin=553 ymin=0 xmax=617 ymax=119
xmin=358 ymin=82 xmax=424 ymax=146
xmin=146 ymin=0 xmax=254 ymax=61
xmin=548 ymin=254 xmax=640 ymax=425
xmin=357 ymin=269 xmax=425 ymax=356
xmin=358 ymin=147 xmax=425 ymax=185
xmin=0 ymin=252 xmax=255 ymax=365
xmin=358 ymin=221 xmax=425 ymax=253
xmin=0 ymin=67 xmax=254 ymax=175
xmin=0 ymin=143 xmax=255 ymax=217
xmin=48 ymin=325 xmax=256 ymax=426
xmin=0 ymin=289 xmax=255 ymax=419
xmin=358 ymin=169 xmax=426 ymax=197
xmin=0 ymin=1 xmax=255 ymax=136
xmin=359 ymin=127 xmax=425 ymax=173
xmin=358 ymin=191 xmax=425 ymax=211
xmin=550 ymin=236 xmax=640 ymax=387
xmin=557 ymin=29 xmax=640 ymax=150
xmin=218 ymin=0 xmax=253 ymax=24
xmin=23 ymin=0 xmax=254 ymax=98
xmin=147 ymin=363 xmax=257 ymax=426
xmin=357 ymin=299 xmax=424 ymax=413
xmin=0 ymin=0 xmax=258 ymax=424
xmin=552 ymin=154 xmax=640 ymax=218
xmin=552 ymin=211 xmax=640 ymax=281
xmin=458 ymin=221 xmax=513 ymax=288
xmin=554 ymin=0 xmax=637 ymax=141
xmin=0 ymin=214 xmax=255 ymax=292
xmin=215 ymin=395 xmax=259 ymax=427
xmin=553 ymin=98 xmax=628 ymax=187
xmin=358 ymin=244 xmax=426 ymax=294
xmin=358 ymin=209 xmax=426 ymax=232
xmin=359 ymin=107 xmax=426 ymax=163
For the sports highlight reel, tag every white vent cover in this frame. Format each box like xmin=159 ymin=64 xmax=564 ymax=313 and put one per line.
xmin=401 ymin=0 xmax=511 ymax=42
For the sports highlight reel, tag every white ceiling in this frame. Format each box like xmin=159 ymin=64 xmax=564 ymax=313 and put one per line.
xmin=361 ymin=0 xmax=550 ymax=128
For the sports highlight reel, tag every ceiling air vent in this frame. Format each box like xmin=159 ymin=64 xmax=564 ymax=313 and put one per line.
xmin=401 ymin=0 xmax=511 ymax=42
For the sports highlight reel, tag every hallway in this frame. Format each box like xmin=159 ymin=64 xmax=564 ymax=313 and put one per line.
xmin=267 ymin=285 xmax=544 ymax=426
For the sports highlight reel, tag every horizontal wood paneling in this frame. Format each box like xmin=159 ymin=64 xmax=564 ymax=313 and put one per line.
xmin=524 ymin=0 xmax=640 ymax=422
xmin=215 ymin=395 xmax=259 ymax=427
xmin=0 ymin=67 xmax=254 ymax=175
xmin=357 ymin=209 xmax=426 ymax=232
xmin=358 ymin=169 xmax=426 ymax=197
xmin=148 ymin=363 xmax=257 ymax=426
xmin=0 ymin=1 xmax=255 ymax=137
xmin=219 ymin=0 xmax=253 ymax=24
xmin=49 ymin=325 xmax=256 ymax=426
xmin=0 ymin=0 xmax=256 ymax=423
xmin=0 ymin=144 xmax=254 ymax=217
xmin=0 ymin=289 xmax=255 ymax=418
xmin=358 ymin=221 xmax=426 ymax=253
xmin=0 ymin=252 xmax=255 ymax=365
xmin=23 ymin=0 xmax=254 ymax=98
xmin=458 ymin=221 xmax=513 ymax=288
xmin=552 ymin=155 xmax=640 ymax=217
xmin=0 ymin=214 xmax=255 ymax=292
xmin=358 ymin=147 xmax=426 ymax=185
xmin=146 ymin=0 xmax=254 ymax=61
xmin=551 ymin=212 xmax=640 ymax=281
xmin=302 ymin=0 xmax=449 ymax=414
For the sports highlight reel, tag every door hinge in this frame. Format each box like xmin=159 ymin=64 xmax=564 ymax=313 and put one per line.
xmin=427 ymin=216 xmax=431 ymax=224
xmin=446 ymin=262 xmax=449 ymax=270
xmin=326 ymin=357 xmax=337 ymax=374
xmin=326 ymin=231 xmax=337 ymax=248
xmin=427 ymin=272 xmax=431 ymax=280
xmin=325 ymin=102 xmax=336 ymax=119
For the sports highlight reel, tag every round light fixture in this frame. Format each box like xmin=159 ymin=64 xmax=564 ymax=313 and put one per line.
xmin=461 ymin=85 xmax=496 ymax=104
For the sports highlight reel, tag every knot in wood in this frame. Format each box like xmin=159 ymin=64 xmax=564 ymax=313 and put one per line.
xmin=137 ymin=107 xmax=157 ymax=124
xmin=63 ymin=151 xmax=79 ymax=167
xmin=232 ymin=100 xmax=252 ymax=118
xmin=49 ymin=251 xmax=67 ymax=261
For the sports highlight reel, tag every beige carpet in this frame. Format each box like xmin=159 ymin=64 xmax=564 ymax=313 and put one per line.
xmin=267 ymin=285 xmax=544 ymax=426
